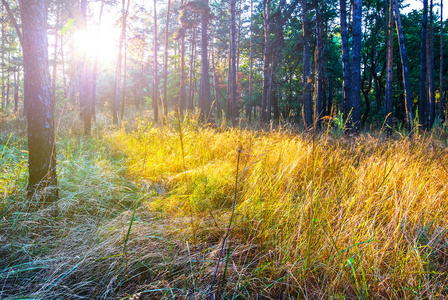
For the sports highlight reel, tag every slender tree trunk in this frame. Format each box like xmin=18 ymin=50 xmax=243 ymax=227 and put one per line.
xmin=198 ymin=0 xmax=212 ymax=122
xmin=162 ymin=0 xmax=171 ymax=121
xmin=261 ymin=0 xmax=271 ymax=123
xmin=340 ymin=0 xmax=351 ymax=125
xmin=419 ymin=0 xmax=428 ymax=130
xmin=226 ymin=25 xmax=232 ymax=121
xmin=328 ymin=73 xmax=333 ymax=116
xmin=121 ymin=37 xmax=127 ymax=119
xmin=440 ymin=0 xmax=444 ymax=122
xmin=179 ymin=0 xmax=186 ymax=115
xmin=153 ymin=0 xmax=159 ymax=122
xmin=21 ymin=0 xmax=58 ymax=200
xmin=350 ymin=0 xmax=362 ymax=132
xmin=80 ymin=0 xmax=92 ymax=136
xmin=6 ymin=72 xmax=10 ymax=106
xmin=385 ymin=0 xmax=394 ymax=135
xmin=428 ymin=0 xmax=436 ymax=127
xmin=91 ymin=1 xmax=105 ymax=120
xmin=14 ymin=71 xmax=18 ymax=112
xmin=230 ymin=0 xmax=237 ymax=124
xmin=393 ymin=0 xmax=414 ymax=130
xmin=1 ymin=2 xmax=5 ymax=110
xmin=113 ymin=0 xmax=125 ymax=124
xmin=302 ymin=0 xmax=312 ymax=129
xmin=188 ymin=28 xmax=195 ymax=111
xmin=314 ymin=1 xmax=324 ymax=130
xmin=52 ymin=4 xmax=59 ymax=106
xmin=211 ymin=36 xmax=220 ymax=119
xmin=61 ymin=34 xmax=67 ymax=96
xmin=248 ymin=0 xmax=253 ymax=123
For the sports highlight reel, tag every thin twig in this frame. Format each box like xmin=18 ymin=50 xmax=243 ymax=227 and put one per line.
xmin=208 ymin=147 xmax=242 ymax=299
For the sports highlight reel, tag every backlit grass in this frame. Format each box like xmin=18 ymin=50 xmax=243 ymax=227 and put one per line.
xmin=111 ymin=114 xmax=448 ymax=298
xmin=1 ymin=111 xmax=448 ymax=299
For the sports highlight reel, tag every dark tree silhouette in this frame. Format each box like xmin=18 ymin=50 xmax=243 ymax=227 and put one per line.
xmin=20 ymin=0 xmax=58 ymax=200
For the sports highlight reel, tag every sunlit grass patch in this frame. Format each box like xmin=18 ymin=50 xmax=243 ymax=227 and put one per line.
xmin=111 ymin=118 xmax=448 ymax=298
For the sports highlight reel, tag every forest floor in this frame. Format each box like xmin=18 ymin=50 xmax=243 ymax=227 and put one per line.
xmin=1 ymin=110 xmax=448 ymax=299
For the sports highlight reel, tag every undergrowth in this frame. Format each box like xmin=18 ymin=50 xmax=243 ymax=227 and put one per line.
xmin=1 ymin=110 xmax=448 ymax=299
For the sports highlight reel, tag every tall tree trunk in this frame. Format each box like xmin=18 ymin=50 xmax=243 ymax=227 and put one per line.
xmin=340 ymin=0 xmax=351 ymax=124
xmin=211 ymin=36 xmax=220 ymax=119
xmin=188 ymin=28 xmax=195 ymax=111
xmin=261 ymin=0 xmax=271 ymax=123
xmin=179 ymin=0 xmax=186 ymax=115
xmin=6 ymin=71 xmax=10 ymax=106
xmin=91 ymin=1 xmax=105 ymax=120
xmin=162 ymin=0 xmax=171 ymax=121
xmin=21 ymin=0 xmax=58 ymax=200
xmin=226 ymin=25 xmax=232 ymax=121
xmin=428 ymin=0 xmax=436 ymax=128
xmin=198 ymin=0 xmax=212 ymax=122
xmin=80 ymin=0 xmax=92 ymax=136
xmin=61 ymin=34 xmax=67 ymax=97
xmin=440 ymin=0 xmax=444 ymax=122
xmin=1 ymin=2 xmax=5 ymax=110
xmin=230 ymin=0 xmax=237 ymax=124
xmin=113 ymin=0 xmax=125 ymax=124
xmin=314 ymin=1 xmax=324 ymax=130
xmin=385 ymin=0 xmax=394 ymax=135
xmin=350 ymin=0 xmax=362 ymax=132
xmin=14 ymin=71 xmax=18 ymax=112
xmin=52 ymin=3 xmax=59 ymax=106
xmin=302 ymin=0 xmax=312 ymax=129
xmin=121 ymin=37 xmax=127 ymax=119
xmin=248 ymin=0 xmax=253 ymax=123
xmin=394 ymin=0 xmax=414 ymax=130
xmin=153 ymin=0 xmax=159 ymax=122
xmin=419 ymin=0 xmax=428 ymax=130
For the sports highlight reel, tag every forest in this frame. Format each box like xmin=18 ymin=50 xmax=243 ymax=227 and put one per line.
xmin=1 ymin=0 xmax=448 ymax=298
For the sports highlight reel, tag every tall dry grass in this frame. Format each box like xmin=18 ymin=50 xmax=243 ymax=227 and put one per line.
xmin=111 ymin=115 xmax=448 ymax=298
xmin=1 ymin=110 xmax=448 ymax=299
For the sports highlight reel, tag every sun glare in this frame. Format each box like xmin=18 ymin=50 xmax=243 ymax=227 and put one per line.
xmin=74 ymin=27 xmax=118 ymax=63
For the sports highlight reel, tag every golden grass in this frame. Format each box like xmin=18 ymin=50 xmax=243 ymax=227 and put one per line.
xmin=1 ymin=110 xmax=448 ymax=298
xmin=110 ymin=116 xmax=448 ymax=298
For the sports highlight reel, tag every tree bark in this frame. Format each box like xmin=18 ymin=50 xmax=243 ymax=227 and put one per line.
xmin=153 ymin=0 xmax=159 ymax=122
xmin=121 ymin=35 xmax=127 ymax=119
xmin=188 ymin=28 xmax=195 ymax=111
xmin=179 ymin=0 xmax=186 ymax=115
xmin=302 ymin=0 xmax=312 ymax=129
xmin=114 ymin=0 xmax=130 ymax=124
xmin=350 ymin=0 xmax=363 ymax=132
xmin=211 ymin=36 xmax=220 ymax=119
xmin=198 ymin=0 xmax=212 ymax=122
xmin=20 ymin=0 xmax=58 ymax=200
xmin=248 ymin=0 xmax=253 ymax=123
xmin=340 ymin=0 xmax=351 ymax=124
xmin=385 ymin=0 xmax=394 ymax=135
xmin=80 ymin=0 xmax=92 ymax=136
xmin=394 ymin=0 xmax=414 ymax=130
xmin=14 ymin=71 xmax=18 ymax=112
xmin=162 ymin=0 xmax=171 ymax=121
xmin=91 ymin=1 xmax=105 ymax=120
xmin=419 ymin=0 xmax=428 ymax=130
xmin=52 ymin=3 xmax=59 ymax=107
xmin=314 ymin=1 xmax=324 ymax=130
xmin=261 ymin=0 xmax=271 ymax=123
xmin=226 ymin=25 xmax=232 ymax=121
xmin=230 ymin=0 xmax=238 ymax=124
xmin=428 ymin=0 xmax=435 ymax=128
xmin=440 ymin=0 xmax=444 ymax=122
